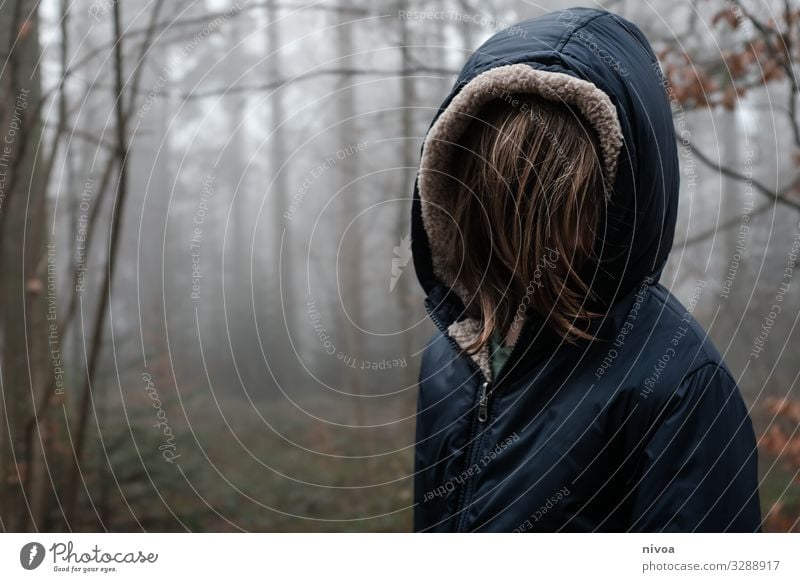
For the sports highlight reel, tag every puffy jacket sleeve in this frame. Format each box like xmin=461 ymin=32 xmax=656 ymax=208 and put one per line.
xmin=626 ymin=363 xmax=762 ymax=532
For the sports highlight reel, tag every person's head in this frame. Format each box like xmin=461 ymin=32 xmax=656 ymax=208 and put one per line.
xmin=441 ymin=94 xmax=605 ymax=354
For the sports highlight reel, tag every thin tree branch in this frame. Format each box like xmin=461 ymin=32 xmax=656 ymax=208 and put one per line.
xmin=29 ymin=1 xmax=381 ymax=105
xmin=182 ymin=66 xmax=460 ymax=100
xmin=673 ymin=198 xmax=775 ymax=248
xmin=64 ymin=0 xmax=166 ymax=527
xmin=730 ymin=0 xmax=800 ymax=148
xmin=682 ymin=135 xmax=800 ymax=211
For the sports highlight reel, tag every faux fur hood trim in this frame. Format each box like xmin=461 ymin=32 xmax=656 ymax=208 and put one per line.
xmin=418 ymin=63 xmax=623 ymax=297
xmin=417 ymin=63 xmax=624 ymax=376
xmin=447 ymin=319 xmax=492 ymax=381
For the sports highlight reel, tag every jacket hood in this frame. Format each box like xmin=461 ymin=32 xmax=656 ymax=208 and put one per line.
xmin=411 ymin=7 xmax=679 ymax=368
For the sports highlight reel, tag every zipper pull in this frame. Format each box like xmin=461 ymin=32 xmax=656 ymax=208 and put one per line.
xmin=478 ymin=381 xmax=490 ymax=422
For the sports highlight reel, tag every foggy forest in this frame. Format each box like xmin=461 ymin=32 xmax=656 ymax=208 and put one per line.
xmin=1 ymin=0 xmax=800 ymax=532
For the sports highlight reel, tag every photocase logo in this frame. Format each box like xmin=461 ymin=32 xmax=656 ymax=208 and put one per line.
xmin=390 ymin=233 xmax=412 ymax=292
xmin=20 ymin=542 xmax=45 ymax=570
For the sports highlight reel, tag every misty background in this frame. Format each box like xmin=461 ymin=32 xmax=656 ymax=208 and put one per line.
xmin=1 ymin=0 xmax=799 ymax=532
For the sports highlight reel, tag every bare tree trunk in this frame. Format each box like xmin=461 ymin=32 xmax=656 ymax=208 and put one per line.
xmin=266 ymin=0 xmax=288 ymax=311
xmin=332 ymin=5 xmax=366 ymax=431
xmin=395 ymin=0 xmax=418 ymax=387
xmin=64 ymin=0 xmax=131 ymax=527
xmin=59 ymin=0 xmax=166 ymax=528
xmin=23 ymin=0 xmax=73 ymax=533
xmin=0 ymin=0 xmax=48 ymax=532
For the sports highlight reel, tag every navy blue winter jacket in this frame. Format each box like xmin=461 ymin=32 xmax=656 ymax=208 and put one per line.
xmin=411 ymin=7 xmax=761 ymax=532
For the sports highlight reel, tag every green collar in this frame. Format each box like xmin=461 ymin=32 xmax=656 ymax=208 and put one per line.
xmin=488 ymin=330 xmax=514 ymax=381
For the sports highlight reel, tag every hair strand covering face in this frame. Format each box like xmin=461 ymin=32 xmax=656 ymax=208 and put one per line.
xmin=417 ymin=64 xmax=623 ymax=369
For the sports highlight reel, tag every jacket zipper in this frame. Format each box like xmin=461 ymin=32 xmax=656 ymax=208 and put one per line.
xmin=477 ymin=380 xmax=490 ymax=422
xmin=423 ymin=300 xmax=527 ymax=531
xmin=423 ymin=301 xmax=489 ymax=531
xmin=422 ymin=301 xmax=504 ymax=423
xmin=454 ymin=323 xmax=528 ymax=531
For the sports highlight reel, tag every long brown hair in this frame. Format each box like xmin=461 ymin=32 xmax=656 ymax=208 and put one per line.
xmin=442 ymin=94 xmax=604 ymax=354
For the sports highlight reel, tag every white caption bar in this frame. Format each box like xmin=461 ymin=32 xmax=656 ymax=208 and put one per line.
xmin=1 ymin=533 xmax=797 ymax=581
